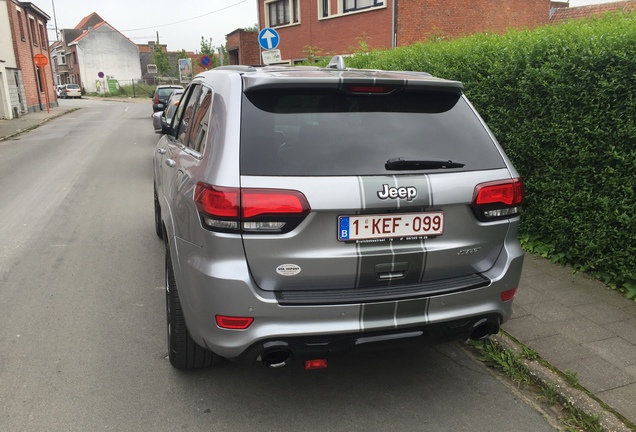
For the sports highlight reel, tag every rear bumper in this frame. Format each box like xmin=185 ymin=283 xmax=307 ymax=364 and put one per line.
xmin=229 ymin=313 xmax=501 ymax=366
xmin=171 ymin=232 xmax=523 ymax=362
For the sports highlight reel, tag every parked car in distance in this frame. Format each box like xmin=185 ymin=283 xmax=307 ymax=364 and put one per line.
xmin=152 ymin=88 xmax=184 ymax=133
xmin=55 ymin=85 xmax=64 ymax=98
xmin=60 ymin=84 xmax=81 ymax=99
xmin=151 ymin=85 xmax=184 ymax=112
xmin=153 ymin=56 xmax=525 ymax=371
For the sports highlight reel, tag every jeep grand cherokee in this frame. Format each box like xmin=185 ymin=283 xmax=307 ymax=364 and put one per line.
xmin=153 ymin=56 xmax=524 ymax=370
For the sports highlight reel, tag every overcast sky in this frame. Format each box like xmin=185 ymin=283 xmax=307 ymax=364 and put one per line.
xmin=42 ymin=0 xmax=258 ymax=53
xmin=41 ymin=0 xmax=619 ymax=53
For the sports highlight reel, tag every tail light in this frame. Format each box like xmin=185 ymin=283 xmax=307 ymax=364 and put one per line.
xmin=154 ymin=94 xmax=160 ymax=104
xmin=194 ymin=183 xmax=310 ymax=233
xmin=471 ymin=178 xmax=524 ymax=221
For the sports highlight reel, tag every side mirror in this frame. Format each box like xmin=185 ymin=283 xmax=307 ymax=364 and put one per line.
xmin=152 ymin=111 xmax=164 ymax=133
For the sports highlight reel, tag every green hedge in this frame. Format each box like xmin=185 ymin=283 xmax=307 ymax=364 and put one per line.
xmin=344 ymin=12 xmax=636 ymax=299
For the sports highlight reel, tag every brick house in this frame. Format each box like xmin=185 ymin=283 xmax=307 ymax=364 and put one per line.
xmin=256 ymin=0 xmax=552 ymax=63
xmin=226 ymin=28 xmax=260 ymax=65
xmin=0 ymin=0 xmax=56 ymax=119
xmin=138 ymin=41 xmax=211 ymax=85
xmin=550 ymin=0 xmax=636 ymax=23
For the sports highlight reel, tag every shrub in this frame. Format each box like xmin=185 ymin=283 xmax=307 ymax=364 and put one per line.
xmin=345 ymin=11 xmax=636 ymax=298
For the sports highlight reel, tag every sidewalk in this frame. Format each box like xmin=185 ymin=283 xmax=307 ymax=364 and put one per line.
xmin=0 ymin=105 xmax=74 ymax=141
xmin=2 ymin=108 xmax=635 ymax=430
xmin=504 ymin=254 xmax=636 ymax=430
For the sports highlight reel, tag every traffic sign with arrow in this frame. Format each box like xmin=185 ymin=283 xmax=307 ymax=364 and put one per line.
xmin=258 ymin=27 xmax=280 ymax=50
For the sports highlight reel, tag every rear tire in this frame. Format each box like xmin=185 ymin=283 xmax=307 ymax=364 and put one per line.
xmin=165 ymin=247 xmax=221 ymax=370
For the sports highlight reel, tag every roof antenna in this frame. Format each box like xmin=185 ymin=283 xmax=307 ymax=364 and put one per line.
xmin=327 ymin=55 xmax=346 ymax=69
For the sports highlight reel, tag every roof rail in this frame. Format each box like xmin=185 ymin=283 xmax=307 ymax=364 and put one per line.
xmin=326 ymin=55 xmax=346 ymax=70
xmin=213 ymin=65 xmax=257 ymax=73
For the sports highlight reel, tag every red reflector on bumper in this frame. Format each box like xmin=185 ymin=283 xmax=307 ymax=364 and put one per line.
xmin=500 ymin=288 xmax=517 ymax=302
xmin=215 ymin=315 xmax=254 ymax=329
xmin=304 ymin=359 xmax=328 ymax=370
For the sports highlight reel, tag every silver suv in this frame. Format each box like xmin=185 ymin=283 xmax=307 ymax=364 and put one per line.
xmin=153 ymin=56 xmax=525 ymax=370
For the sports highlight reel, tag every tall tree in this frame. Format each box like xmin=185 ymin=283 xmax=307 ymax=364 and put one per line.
xmin=200 ymin=37 xmax=215 ymax=56
xmin=200 ymin=36 xmax=225 ymax=68
xmin=153 ymin=46 xmax=172 ymax=77
xmin=176 ymin=49 xmax=188 ymax=60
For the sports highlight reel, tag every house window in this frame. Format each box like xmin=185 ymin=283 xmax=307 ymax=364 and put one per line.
xmin=39 ymin=22 xmax=47 ymax=47
xmin=36 ymin=66 xmax=43 ymax=92
xmin=343 ymin=0 xmax=383 ymax=13
xmin=266 ymin=0 xmax=299 ymax=27
xmin=29 ymin=17 xmax=38 ymax=46
xmin=16 ymin=10 xmax=25 ymax=40
xmin=321 ymin=0 xmax=329 ymax=17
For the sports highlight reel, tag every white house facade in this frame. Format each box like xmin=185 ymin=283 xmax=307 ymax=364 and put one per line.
xmin=70 ymin=22 xmax=141 ymax=93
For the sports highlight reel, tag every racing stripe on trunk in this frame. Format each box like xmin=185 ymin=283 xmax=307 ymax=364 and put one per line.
xmin=360 ymin=298 xmax=430 ymax=331
xmin=355 ymin=176 xmax=432 ymax=289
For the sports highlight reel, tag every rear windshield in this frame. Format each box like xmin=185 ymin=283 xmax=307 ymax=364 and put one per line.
xmin=240 ymin=89 xmax=505 ymax=176
xmin=158 ymin=88 xmax=180 ymax=97
xmin=66 ymin=84 xmax=80 ymax=89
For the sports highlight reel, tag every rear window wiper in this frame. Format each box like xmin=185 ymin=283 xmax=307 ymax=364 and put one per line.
xmin=385 ymin=158 xmax=465 ymax=170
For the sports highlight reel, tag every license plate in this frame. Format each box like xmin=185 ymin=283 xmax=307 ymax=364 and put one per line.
xmin=338 ymin=212 xmax=444 ymax=241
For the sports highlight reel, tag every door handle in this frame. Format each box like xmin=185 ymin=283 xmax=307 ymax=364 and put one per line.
xmin=157 ymin=148 xmax=166 ymax=154
xmin=165 ymin=159 xmax=176 ymax=168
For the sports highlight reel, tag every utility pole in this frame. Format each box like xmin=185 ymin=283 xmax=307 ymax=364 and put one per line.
xmin=51 ymin=0 xmax=58 ymax=40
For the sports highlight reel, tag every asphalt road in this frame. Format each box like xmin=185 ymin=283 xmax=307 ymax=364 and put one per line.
xmin=0 ymin=99 xmax=557 ymax=431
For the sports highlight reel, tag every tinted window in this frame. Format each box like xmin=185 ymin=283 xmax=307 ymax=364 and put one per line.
xmin=187 ymin=88 xmax=212 ymax=154
xmin=240 ymin=89 xmax=505 ymax=176
xmin=175 ymin=85 xmax=202 ymax=145
xmin=158 ymin=87 xmax=179 ymax=97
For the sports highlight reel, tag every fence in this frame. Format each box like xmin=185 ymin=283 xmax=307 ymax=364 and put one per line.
xmin=89 ymin=78 xmax=186 ymax=98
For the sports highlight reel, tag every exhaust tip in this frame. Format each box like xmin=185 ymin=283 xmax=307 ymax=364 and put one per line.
xmin=261 ymin=349 xmax=292 ymax=368
xmin=469 ymin=319 xmax=499 ymax=341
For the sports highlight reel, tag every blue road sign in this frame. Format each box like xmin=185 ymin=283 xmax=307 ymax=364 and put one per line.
xmin=200 ymin=55 xmax=211 ymax=68
xmin=258 ymin=27 xmax=280 ymax=50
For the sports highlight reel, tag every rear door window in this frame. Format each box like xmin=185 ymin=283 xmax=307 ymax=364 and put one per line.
xmin=240 ymin=89 xmax=505 ymax=176
xmin=174 ymin=85 xmax=202 ymax=145
xmin=186 ymin=87 xmax=212 ymax=154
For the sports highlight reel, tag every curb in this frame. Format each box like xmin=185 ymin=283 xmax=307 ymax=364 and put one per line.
xmin=83 ymin=96 xmax=151 ymax=103
xmin=493 ymin=333 xmax=635 ymax=432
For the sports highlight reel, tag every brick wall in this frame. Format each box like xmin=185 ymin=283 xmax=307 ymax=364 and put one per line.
xmin=227 ymin=31 xmax=241 ymax=64
xmin=239 ymin=30 xmax=261 ymax=65
xmin=397 ymin=0 xmax=551 ymax=45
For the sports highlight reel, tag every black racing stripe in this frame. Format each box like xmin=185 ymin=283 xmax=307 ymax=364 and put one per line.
xmin=361 ymin=302 xmax=396 ymax=331
xmin=355 ymin=176 xmax=431 ymax=289
xmin=360 ymin=298 xmax=430 ymax=331
xmin=396 ymin=298 xmax=429 ymax=326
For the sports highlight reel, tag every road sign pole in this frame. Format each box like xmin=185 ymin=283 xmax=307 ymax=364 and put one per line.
xmin=34 ymin=54 xmax=50 ymax=113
